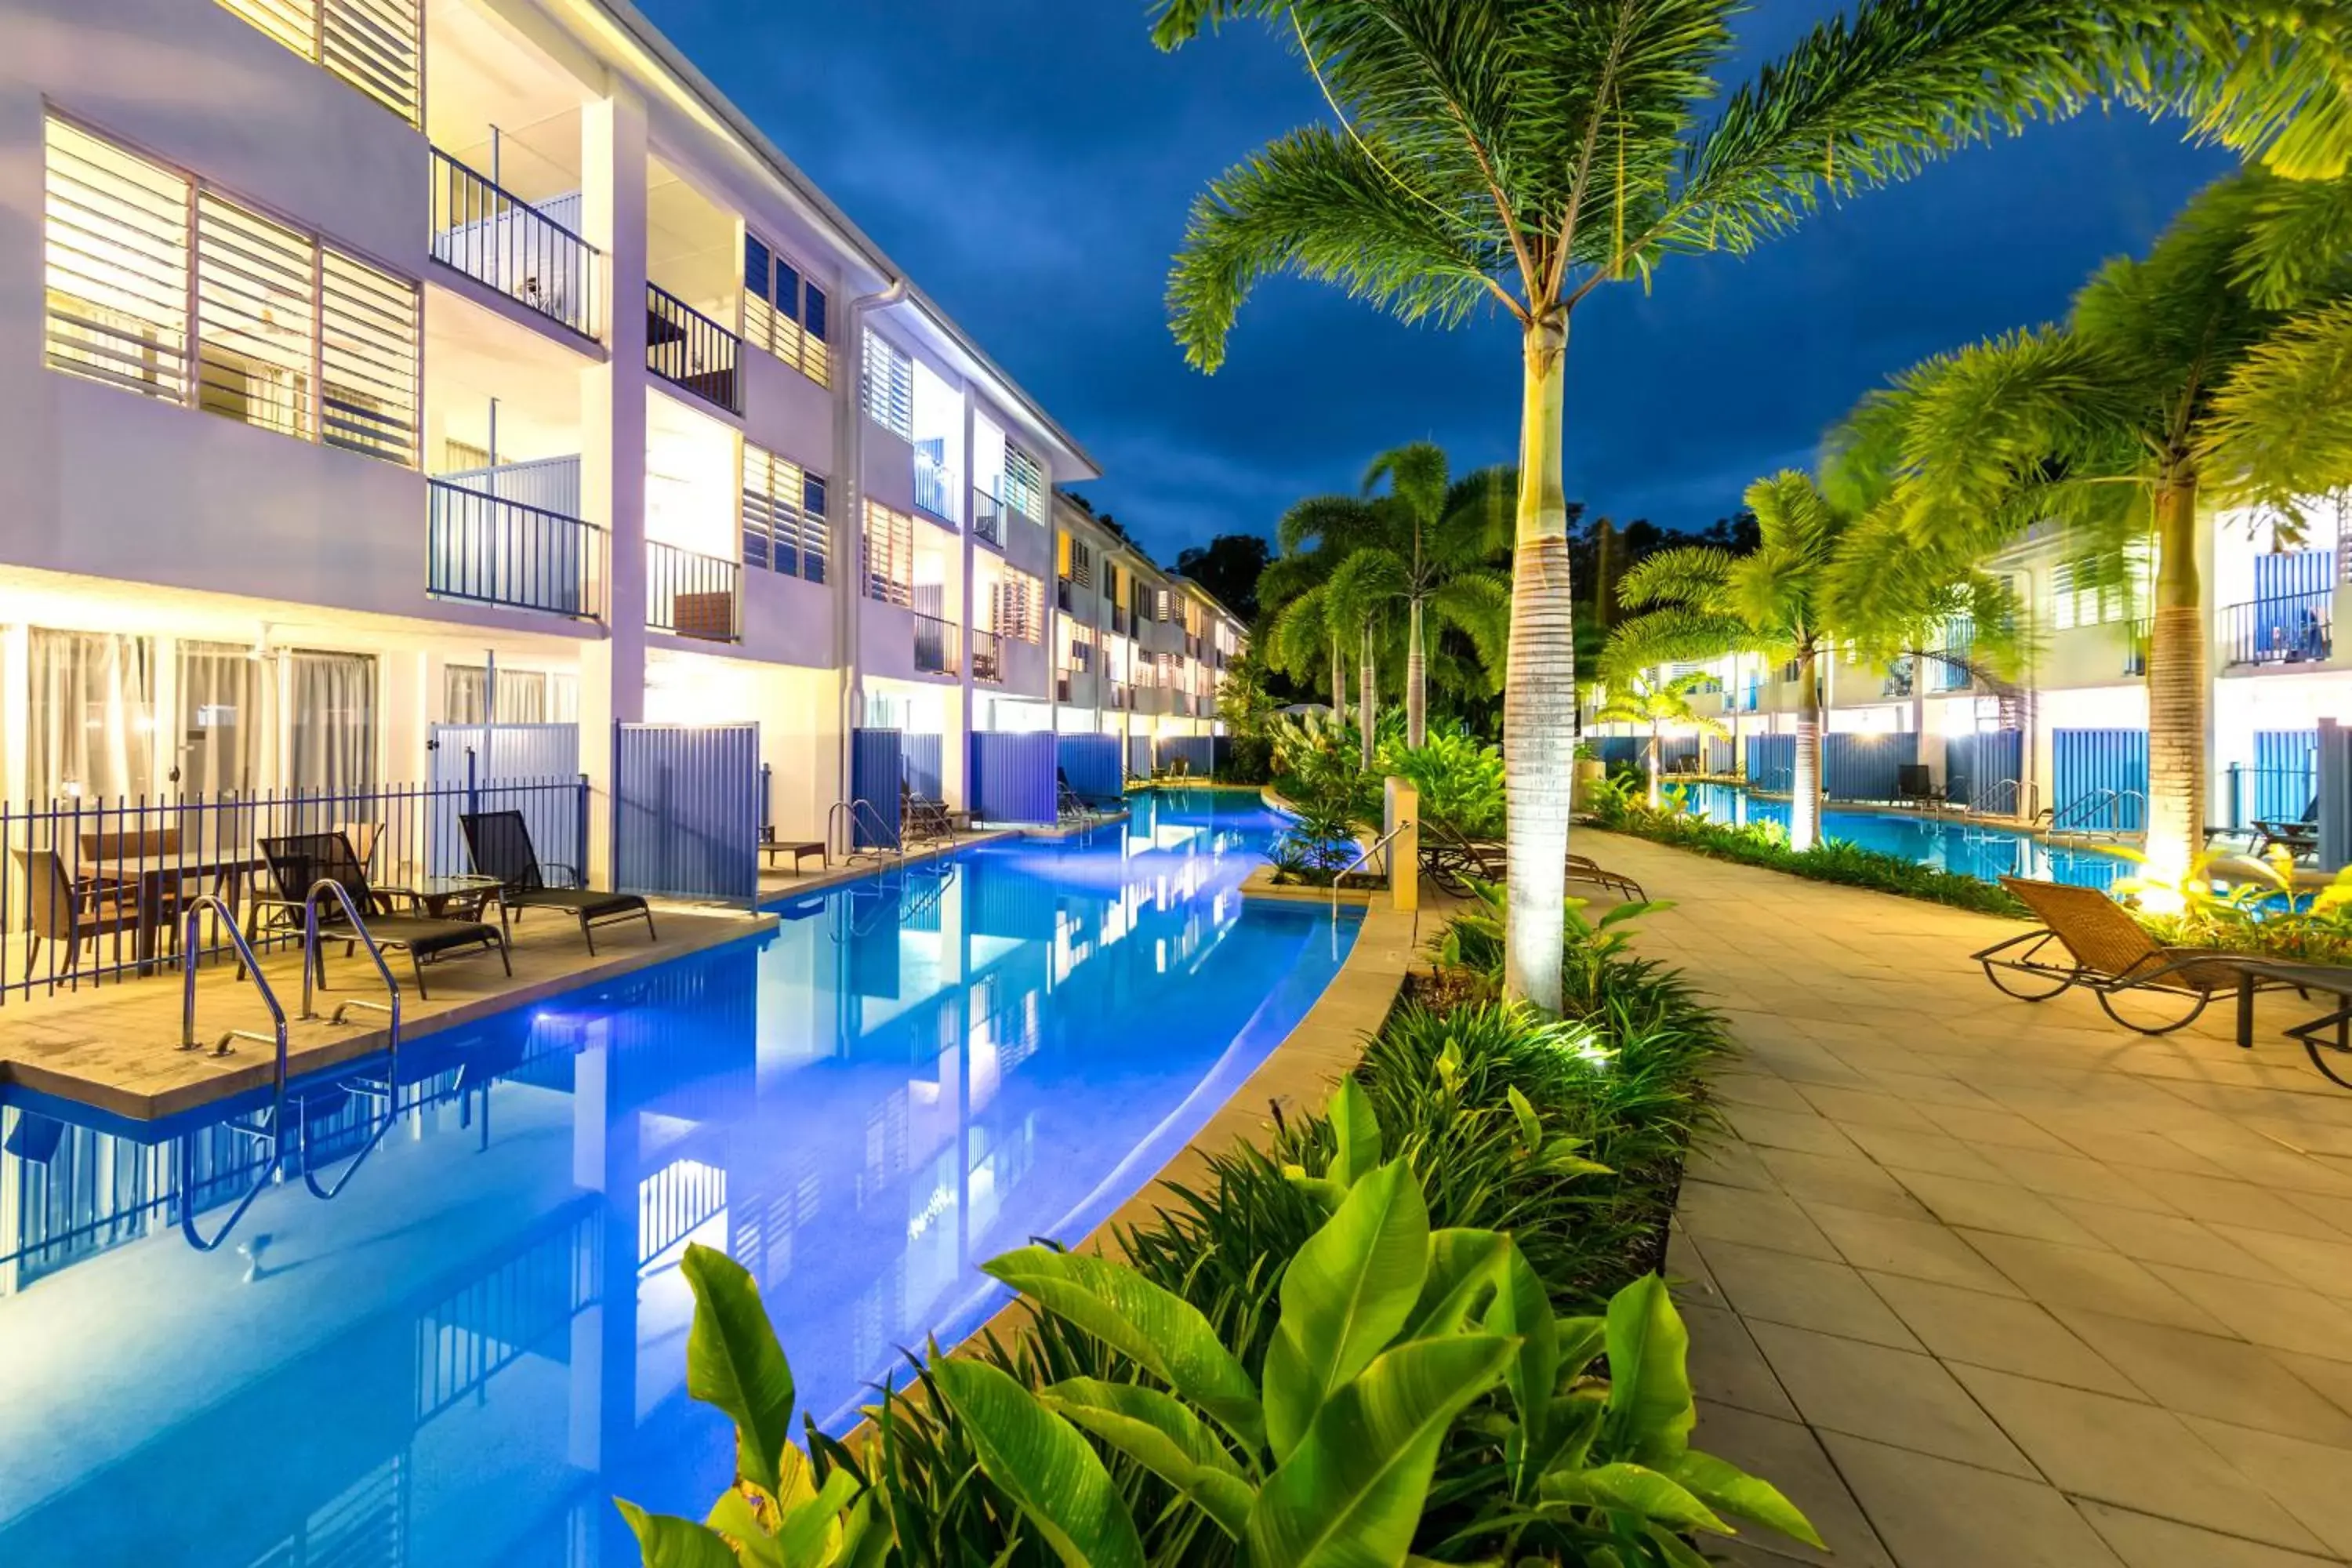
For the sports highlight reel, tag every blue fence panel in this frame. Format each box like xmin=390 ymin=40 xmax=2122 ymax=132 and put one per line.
xmin=900 ymin=732 xmax=945 ymax=800
xmin=1127 ymin=735 xmax=1153 ymax=779
xmin=970 ymin=731 xmax=1058 ymax=823
xmin=2051 ymin=728 xmax=2148 ymax=833
xmin=1590 ymin=736 xmax=1642 ymax=770
xmin=1706 ymin=736 xmax=1735 ymax=775
xmin=1156 ymin=735 xmax=1218 ymax=776
xmin=1746 ymin=734 xmax=1795 ymax=793
xmin=1057 ymin=735 xmax=1123 ymax=801
xmin=1945 ymin=730 xmax=2024 ymax=812
xmin=850 ymin=728 xmax=904 ymax=848
xmin=1822 ymin=731 xmax=1918 ymax=802
xmin=613 ymin=723 xmax=760 ymax=904
xmin=426 ymin=722 xmax=582 ymax=876
xmin=2241 ymin=728 xmax=2319 ymax=827
xmin=1655 ymin=736 xmax=1701 ymax=774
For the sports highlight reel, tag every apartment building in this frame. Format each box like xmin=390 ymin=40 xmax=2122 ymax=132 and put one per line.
xmin=1595 ymin=499 xmax=2352 ymax=831
xmin=4 ymin=0 xmax=1241 ymax=876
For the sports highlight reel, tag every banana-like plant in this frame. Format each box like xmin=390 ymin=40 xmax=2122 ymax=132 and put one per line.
xmin=949 ymin=1079 xmax=1819 ymax=1568
xmin=615 ymin=1247 xmax=883 ymax=1568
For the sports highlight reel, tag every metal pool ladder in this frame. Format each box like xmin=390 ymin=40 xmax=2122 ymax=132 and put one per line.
xmin=827 ymin=797 xmax=903 ymax=868
xmin=1330 ymin=820 xmax=1413 ymax=912
xmin=296 ymin=878 xmax=404 ymax=1200
xmin=175 ymin=894 xmax=289 ymax=1252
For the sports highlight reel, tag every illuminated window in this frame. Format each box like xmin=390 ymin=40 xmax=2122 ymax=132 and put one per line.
xmin=2049 ymin=550 xmax=2147 ymax=630
xmin=862 ymin=329 xmax=913 ymax=442
xmin=216 ymin=0 xmax=422 ymax=127
xmin=744 ymin=444 xmax=829 ymax=584
xmin=44 ymin=115 xmax=418 ymax=466
xmin=993 ymin=568 xmax=1044 ymax=644
xmin=862 ymin=500 xmax=914 ymax=607
xmin=742 ymin=232 xmax=830 ymax=387
xmin=1002 ymin=441 xmax=1044 ymax=521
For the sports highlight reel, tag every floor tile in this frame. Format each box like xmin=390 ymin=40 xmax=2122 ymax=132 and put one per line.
xmin=1687 ymin=1136 xmax=1783 ymax=1193
xmin=1681 ymin=1179 xmax=1844 ymax=1261
xmin=2145 ymin=1265 xmax=2352 ymax=1363
xmin=2125 ymin=1169 xmax=2350 ymax=1241
xmin=2181 ymin=1417 xmax=2352 ymax=1558
xmin=1793 ymin=1083 xmax=1940 ymax=1133
xmin=1748 ymin=1321 xmax=2034 ymax=1475
xmin=1837 ymin=1123 xmax=2009 ymax=1181
xmin=1961 ymin=1232 xmax=2232 ymax=1334
xmin=1861 ymin=1272 xmax=2140 ymax=1398
xmin=1950 ymin=1366 xmax=2328 ymax=1552
xmin=1819 ymin=1432 xmax=2126 ymax=1568
xmin=1700 ymin=1241 xmax=1924 ymax=1351
xmin=2046 ymin=1308 xmax=2352 ymax=1444
xmin=2230 ymin=1229 xmax=2352 ymax=1296
xmin=1755 ymin=1147 xmax=1934 ymax=1218
xmin=1918 ymin=1102 xmax=2079 ymax=1152
xmin=1725 ymin=1104 xmax=1867 ymax=1160
xmin=1683 ymin=1300 xmax=1799 ymax=1421
xmin=1692 ymin=1401 xmax=1893 ymax=1568
xmin=1891 ymin=1170 xmax=2110 ymax=1247
xmin=2076 ymin=1501 xmax=2343 ymax=1568
xmin=1802 ymin=1201 xmax=2024 ymax=1294
xmin=1974 ymin=1144 xmax=2190 ymax=1213
xmin=2047 ymin=1196 xmax=2297 ymax=1281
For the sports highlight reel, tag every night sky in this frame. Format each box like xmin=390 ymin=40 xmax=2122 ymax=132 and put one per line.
xmin=635 ymin=0 xmax=2240 ymax=565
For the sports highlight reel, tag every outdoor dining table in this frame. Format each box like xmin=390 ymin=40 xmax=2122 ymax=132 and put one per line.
xmin=79 ymin=850 xmax=264 ymax=972
xmin=2227 ymin=956 xmax=2352 ymax=1088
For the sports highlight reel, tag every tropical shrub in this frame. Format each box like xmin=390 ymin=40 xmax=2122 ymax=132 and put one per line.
xmin=1376 ymin=726 xmax=1504 ymax=840
xmin=2122 ymin=850 xmax=2352 ymax=965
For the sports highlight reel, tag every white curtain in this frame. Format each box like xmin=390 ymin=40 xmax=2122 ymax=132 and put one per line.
xmin=176 ymin=640 xmax=263 ymax=796
xmin=289 ymin=651 xmax=378 ymax=797
xmin=28 ymin=630 xmax=155 ymax=801
xmin=444 ymin=666 xmax=552 ymax=724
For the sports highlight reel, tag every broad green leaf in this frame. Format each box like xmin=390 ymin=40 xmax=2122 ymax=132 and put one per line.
xmin=983 ymin=1246 xmax=1264 ymax=1450
xmin=1261 ymin=1161 xmax=1432 ymax=1461
xmin=617 ymin=1500 xmax=744 ymax=1568
xmin=835 ymin=1497 xmax=892 ymax=1568
xmin=1328 ymin=1076 xmax=1381 ymax=1188
xmin=1041 ymin=1379 xmax=1254 ymax=1539
xmin=1525 ymin=1393 xmax=1606 ymax=1489
xmin=1667 ymin=1449 xmax=1826 ymax=1549
xmin=1537 ymin=1138 xmax=1612 ymax=1178
xmin=774 ymin=1467 xmax=862 ymax=1567
xmin=1403 ymin=1228 xmax=1506 ymax=1338
xmin=1557 ymin=1316 xmax=1608 ymax=1384
xmin=1484 ymin=1240 xmax=1559 ymax=1494
xmin=682 ymin=1243 xmax=797 ymax=1496
xmin=1642 ymin=1521 xmax=1718 ymax=1568
xmin=1506 ymin=1085 xmax=1544 ymax=1153
xmin=706 ymin=1486 xmax=783 ymax=1566
xmin=1602 ymin=1275 xmax=1693 ymax=1465
xmin=1246 ymin=1333 xmax=1517 ymax=1568
xmin=1546 ymin=1462 xmax=1729 ymax=1536
xmin=931 ymin=1358 xmax=1146 ymax=1568
xmin=1283 ymin=1164 xmax=1350 ymax=1211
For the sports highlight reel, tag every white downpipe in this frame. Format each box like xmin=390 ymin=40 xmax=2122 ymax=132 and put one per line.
xmin=837 ymin=277 xmax=909 ymax=804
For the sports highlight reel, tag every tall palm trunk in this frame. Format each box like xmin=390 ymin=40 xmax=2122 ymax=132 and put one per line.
xmin=1406 ymin=596 xmax=1428 ymax=749
xmin=1330 ymin=637 xmax=1348 ymax=727
xmin=1646 ymin=723 xmax=1661 ymax=809
xmin=1504 ymin=315 xmax=1575 ymax=1013
xmin=1791 ymin=648 xmax=1824 ymax=851
xmin=2143 ymin=471 xmax=2207 ymax=886
xmin=1360 ymin=624 xmax=1378 ymax=769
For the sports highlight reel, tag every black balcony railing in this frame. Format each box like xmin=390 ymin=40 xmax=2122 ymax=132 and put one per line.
xmin=646 ymin=283 xmax=741 ymax=413
xmin=1112 ymin=606 xmax=1130 ymax=636
xmin=430 ymin=148 xmax=601 ymax=339
xmin=1056 ymin=671 xmax=1073 ymax=702
xmin=972 ymin=629 xmax=1004 ymax=684
xmin=646 ymin=540 xmax=740 ymax=641
xmin=427 ymin=479 xmax=603 ymax=619
xmin=914 ymin=452 xmax=956 ymax=524
xmin=971 ymin=488 xmax=1005 ymax=549
xmin=915 ymin=612 xmax=961 ymax=677
xmin=1056 ymin=575 xmax=1073 ymax=612
xmin=2220 ymin=596 xmax=2332 ymax=668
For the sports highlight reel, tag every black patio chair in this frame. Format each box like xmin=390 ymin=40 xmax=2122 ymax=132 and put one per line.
xmin=252 ymin=833 xmax=509 ymax=1000
xmin=2252 ymin=798 xmax=2320 ymax=862
xmin=459 ymin=810 xmax=656 ymax=955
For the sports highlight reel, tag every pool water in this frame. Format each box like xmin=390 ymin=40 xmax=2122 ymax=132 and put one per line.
xmin=0 ymin=789 xmax=1358 ymax=1567
xmin=1670 ymin=782 xmax=2129 ymax=891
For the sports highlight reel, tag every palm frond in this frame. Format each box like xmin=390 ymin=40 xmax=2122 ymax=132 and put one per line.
xmin=2202 ymin=297 xmax=2352 ymax=513
xmin=1602 ymin=607 xmax=1773 ymax=677
xmin=1616 ymin=546 xmax=1734 ymax=611
xmin=2232 ymin=171 xmax=2352 ymax=308
xmin=2104 ymin=2 xmax=2352 ymax=180
xmin=1363 ymin=440 xmax=1450 ymax=523
xmin=1278 ymin=494 xmax=1381 ymax=555
xmin=1428 ymin=569 xmax=1512 ymax=673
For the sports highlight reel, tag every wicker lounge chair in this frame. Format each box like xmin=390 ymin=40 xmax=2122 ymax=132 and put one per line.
xmin=1975 ymin=876 xmax=2277 ymax=1034
xmin=459 ymin=810 xmax=655 ymax=955
xmin=1415 ymin=819 xmax=1646 ymax=901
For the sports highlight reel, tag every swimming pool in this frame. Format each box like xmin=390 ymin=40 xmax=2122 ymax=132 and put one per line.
xmin=0 ymin=789 xmax=1357 ymax=1566
xmin=1670 ymin=782 xmax=2130 ymax=891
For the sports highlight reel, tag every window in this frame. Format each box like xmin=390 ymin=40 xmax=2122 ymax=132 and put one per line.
xmin=1003 ymin=441 xmax=1044 ymax=521
xmin=28 ymin=630 xmax=155 ymax=801
xmin=1069 ymin=538 xmax=1094 ymax=589
xmin=862 ymin=500 xmax=914 ymax=607
xmin=742 ymin=232 xmax=830 ymax=387
xmin=744 ymin=443 xmax=829 ymax=584
xmin=216 ymin=0 xmax=423 ymax=128
xmin=289 ymin=650 xmax=377 ymax=793
xmin=993 ymin=568 xmax=1044 ymax=644
xmin=2050 ymin=550 xmax=2147 ymax=630
xmin=862 ymin=328 xmax=913 ymax=441
xmin=42 ymin=115 xmax=418 ymax=466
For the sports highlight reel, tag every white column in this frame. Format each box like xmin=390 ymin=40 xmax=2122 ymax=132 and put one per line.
xmin=579 ymin=89 xmax=652 ymax=882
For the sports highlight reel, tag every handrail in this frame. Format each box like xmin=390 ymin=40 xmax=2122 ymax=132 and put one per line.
xmin=828 ymin=797 xmax=902 ymax=863
xmin=1330 ymin=820 xmax=1413 ymax=911
xmin=2047 ymin=786 xmax=2146 ymax=840
xmin=176 ymin=894 xmax=289 ymax=1253
xmin=297 ymin=879 xmax=405 ymax=1199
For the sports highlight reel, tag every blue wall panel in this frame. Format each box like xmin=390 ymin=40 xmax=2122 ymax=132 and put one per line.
xmin=1057 ymin=735 xmax=1123 ymax=801
xmin=428 ymin=722 xmax=582 ymax=876
xmin=1822 ymin=731 xmax=1918 ymax=802
xmin=2051 ymin=728 xmax=2148 ymax=833
xmin=850 ymin=728 xmax=903 ymax=848
xmin=900 ymin=732 xmax=945 ymax=799
xmin=1156 ymin=735 xmax=1218 ymax=776
xmin=1944 ymin=731 xmax=2024 ymax=811
xmin=613 ymin=723 xmax=760 ymax=904
xmin=1706 ymin=736 xmax=1736 ymax=775
xmin=970 ymin=731 xmax=1058 ymax=823
xmin=2251 ymin=728 xmax=2319 ymax=826
xmin=1746 ymin=734 xmax=1795 ymax=793
xmin=1590 ymin=736 xmax=1642 ymax=770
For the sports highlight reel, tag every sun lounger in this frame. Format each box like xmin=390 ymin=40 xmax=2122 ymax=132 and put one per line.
xmin=254 ymin=833 xmax=510 ymax=1000
xmin=459 ymin=810 xmax=655 ymax=955
xmin=1974 ymin=876 xmax=2282 ymax=1034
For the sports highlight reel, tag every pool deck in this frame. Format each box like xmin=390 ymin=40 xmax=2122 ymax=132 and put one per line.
xmin=1580 ymin=829 xmax=2352 ymax=1568
xmin=0 ymin=905 xmax=775 ymax=1123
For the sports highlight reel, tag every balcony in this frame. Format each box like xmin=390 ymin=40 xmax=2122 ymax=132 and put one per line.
xmin=1109 ymin=682 xmax=1134 ymax=711
xmin=2220 ymin=596 xmax=2332 ymax=669
xmin=429 ymin=149 xmax=601 ymax=340
xmin=915 ymin=612 xmax=961 ymax=677
xmin=1056 ymin=575 xmax=1073 ymax=612
xmin=427 ymin=478 xmax=603 ymax=619
xmin=972 ymin=630 xmax=1004 ymax=684
xmin=646 ymin=539 xmax=739 ymax=641
xmin=971 ymin=487 xmax=1005 ymax=550
xmin=646 ymin=283 xmax=740 ymax=413
xmin=1057 ymin=670 xmax=1073 ymax=702
xmin=1112 ymin=606 xmax=1130 ymax=637
xmin=913 ymin=448 xmax=956 ymax=524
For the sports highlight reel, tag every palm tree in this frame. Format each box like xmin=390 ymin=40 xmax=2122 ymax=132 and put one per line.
xmin=1146 ymin=0 xmax=2202 ymax=1011
xmin=1592 ymin=672 xmax=1727 ymax=809
xmin=1857 ymin=169 xmax=2352 ymax=886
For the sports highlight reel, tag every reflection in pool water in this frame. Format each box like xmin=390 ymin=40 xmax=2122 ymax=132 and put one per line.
xmin=0 ymin=789 xmax=1358 ymax=1566
xmin=1668 ymin=782 xmax=2129 ymax=891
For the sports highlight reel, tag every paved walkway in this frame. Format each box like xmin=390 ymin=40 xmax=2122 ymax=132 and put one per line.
xmin=1577 ymin=831 xmax=2352 ymax=1568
